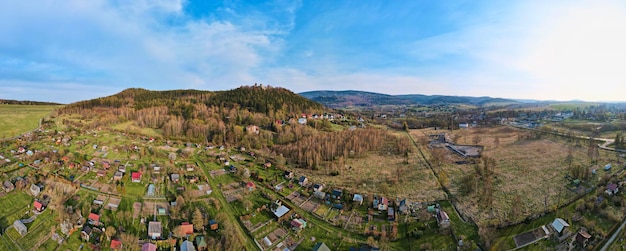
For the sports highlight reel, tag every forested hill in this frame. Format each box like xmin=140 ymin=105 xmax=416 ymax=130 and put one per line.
xmin=57 ymin=85 xmax=328 ymax=143
xmin=61 ymin=85 xmax=325 ymax=118
xmin=300 ymin=90 xmax=520 ymax=108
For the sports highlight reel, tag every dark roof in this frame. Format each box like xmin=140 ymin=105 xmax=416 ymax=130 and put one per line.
xmin=82 ymin=225 xmax=92 ymax=234
xmin=607 ymin=183 xmax=618 ymax=191
xmin=312 ymin=242 xmax=331 ymax=251
xmin=332 ymin=189 xmax=343 ymax=197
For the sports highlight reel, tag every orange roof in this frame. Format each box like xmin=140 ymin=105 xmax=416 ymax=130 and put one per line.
xmin=33 ymin=201 xmax=43 ymax=211
xmin=110 ymin=239 xmax=122 ymax=249
xmin=88 ymin=213 xmax=100 ymax=221
xmin=180 ymin=223 xmax=194 ymax=235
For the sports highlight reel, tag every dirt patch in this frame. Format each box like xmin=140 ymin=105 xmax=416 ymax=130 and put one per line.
xmin=132 ymin=202 xmax=142 ymax=219
xmin=142 ymin=201 xmax=170 ymax=216
xmin=301 ymin=200 xmax=319 ymax=213
xmin=105 ymin=197 xmax=121 ymax=211
xmin=209 ymin=169 xmax=227 ymax=177
xmin=513 ymin=226 xmax=549 ymax=247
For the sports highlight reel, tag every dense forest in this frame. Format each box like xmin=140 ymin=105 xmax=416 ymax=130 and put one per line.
xmin=58 ymin=85 xmax=326 ymax=142
xmin=274 ymin=128 xmax=411 ymax=169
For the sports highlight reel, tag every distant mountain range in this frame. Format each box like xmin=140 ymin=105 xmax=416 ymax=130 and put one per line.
xmin=0 ymin=99 xmax=62 ymax=105
xmin=299 ymin=90 xmax=521 ymax=108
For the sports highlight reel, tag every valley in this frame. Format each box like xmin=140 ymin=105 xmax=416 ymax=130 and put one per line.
xmin=0 ymin=86 xmax=625 ymax=251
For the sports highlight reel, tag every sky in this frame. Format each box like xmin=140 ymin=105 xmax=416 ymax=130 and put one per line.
xmin=1 ymin=0 xmax=626 ymax=103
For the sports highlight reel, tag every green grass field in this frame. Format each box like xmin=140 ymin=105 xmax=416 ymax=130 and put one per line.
xmin=0 ymin=104 xmax=60 ymax=139
xmin=0 ymin=191 xmax=32 ymax=228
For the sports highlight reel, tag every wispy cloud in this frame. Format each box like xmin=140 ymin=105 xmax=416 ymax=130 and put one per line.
xmin=1 ymin=0 xmax=625 ymax=103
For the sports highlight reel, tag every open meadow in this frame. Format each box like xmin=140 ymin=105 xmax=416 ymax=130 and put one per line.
xmin=0 ymin=104 xmax=60 ymax=139
xmin=293 ymin=131 xmax=446 ymax=203
xmin=412 ymin=126 xmax=619 ymax=225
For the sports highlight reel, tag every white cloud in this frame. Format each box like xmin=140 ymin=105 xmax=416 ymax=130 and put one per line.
xmin=0 ymin=0 xmax=287 ymax=102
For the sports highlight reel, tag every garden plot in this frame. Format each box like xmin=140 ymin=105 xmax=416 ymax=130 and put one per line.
xmin=209 ymin=169 xmax=227 ymax=177
xmin=132 ymin=202 xmax=142 ymax=219
xmin=301 ymin=200 xmax=320 ymax=213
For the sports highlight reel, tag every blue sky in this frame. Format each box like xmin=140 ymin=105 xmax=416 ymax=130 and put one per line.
xmin=1 ymin=0 xmax=625 ymax=103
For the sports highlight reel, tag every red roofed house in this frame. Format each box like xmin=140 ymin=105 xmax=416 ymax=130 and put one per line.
xmin=88 ymin=213 xmax=100 ymax=225
xmin=110 ymin=239 xmax=122 ymax=250
xmin=33 ymin=201 xmax=44 ymax=212
xmin=131 ymin=172 xmax=142 ymax=183
xmin=246 ymin=181 xmax=256 ymax=191
xmin=180 ymin=222 xmax=194 ymax=235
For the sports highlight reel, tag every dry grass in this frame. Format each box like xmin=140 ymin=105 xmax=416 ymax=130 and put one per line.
xmin=296 ymin=131 xmax=445 ymax=202
xmin=413 ymin=126 xmax=612 ymax=224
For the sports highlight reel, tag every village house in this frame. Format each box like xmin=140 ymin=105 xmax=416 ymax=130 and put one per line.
xmin=271 ymin=200 xmax=292 ymax=222
xmin=284 ymin=171 xmax=294 ymax=179
xmin=180 ymin=240 xmax=196 ymax=251
xmin=575 ymin=230 xmax=591 ymax=247
xmin=246 ymin=181 xmax=256 ymax=191
xmin=353 ymin=194 xmax=364 ymax=205
xmin=88 ymin=213 xmax=100 ymax=226
xmin=312 ymin=242 xmax=331 ymax=251
xmin=131 ymin=172 xmax=142 ymax=182
xmin=398 ymin=199 xmax=408 ymax=215
xmin=246 ymin=125 xmax=260 ymax=135
xmin=30 ymin=183 xmax=42 ymax=196
xmin=550 ymin=218 xmax=570 ymax=239
xmin=209 ymin=219 xmax=218 ymax=230
xmin=14 ymin=220 xmax=27 ymax=236
xmin=436 ymin=210 xmax=450 ymax=228
xmin=3 ymin=180 xmax=14 ymax=192
xmin=147 ymin=184 xmax=156 ymax=196
xmin=180 ymin=222 xmax=194 ymax=235
xmin=186 ymin=164 xmax=195 ymax=172
xmin=148 ymin=221 xmax=162 ymax=239
xmin=314 ymin=191 xmax=326 ymax=200
xmin=606 ymin=183 xmax=619 ymax=195
xmin=298 ymin=176 xmax=308 ymax=186
xmin=171 ymin=173 xmax=180 ymax=183
xmin=195 ymin=235 xmax=208 ymax=251
xmin=33 ymin=200 xmax=45 ymax=213
xmin=388 ymin=207 xmax=396 ymax=221
xmin=373 ymin=196 xmax=389 ymax=211
xmin=313 ymin=183 xmax=324 ymax=192
xmin=110 ymin=239 xmax=122 ymax=250
xmin=291 ymin=218 xmax=307 ymax=231
xmin=331 ymin=189 xmax=343 ymax=199
xmin=80 ymin=225 xmax=92 ymax=241
xmin=142 ymin=243 xmax=157 ymax=251
xmin=113 ymin=171 xmax=123 ymax=181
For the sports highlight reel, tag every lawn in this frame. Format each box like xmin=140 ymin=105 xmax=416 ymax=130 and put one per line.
xmin=16 ymin=210 xmax=56 ymax=250
xmin=0 ymin=191 xmax=32 ymax=228
xmin=0 ymin=104 xmax=60 ymax=139
xmin=439 ymin=200 xmax=480 ymax=248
